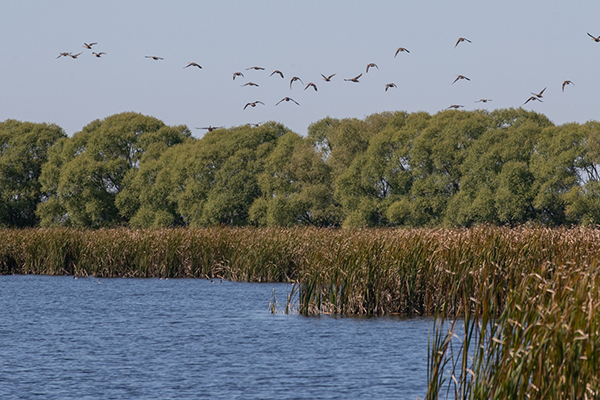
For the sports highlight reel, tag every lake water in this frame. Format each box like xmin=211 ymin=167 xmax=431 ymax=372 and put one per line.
xmin=0 ymin=275 xmax=431 ymax=399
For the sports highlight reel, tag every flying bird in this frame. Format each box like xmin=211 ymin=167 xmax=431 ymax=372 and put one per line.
xmin=366 ymin=63 xmax=379 ymax=73
xmin=56 ymin=52 xmax=71 ymax=58
xmin=321 ymin=73 xmax=336 ymax=82
xmin=562 ymin=80 xmax=574 ymax=92
xmin=184 ymin=62 xmax=202 ymax=69
xmin=455 ymin=37 xmax=472 ymax=47
xmin=246 ymin=66 xmax=265 ymax=70
xmin=475 ymin=99 xmax=492 ymax=103
xmin=290 ymin=76 xmax=303 ymax=89
xmin=588 ymin=33 xmax=600 ymax=42
xmin=448 ymin=104 xmax=464 ymax=109
xmin=304 ymin=82 xmax=317 ymax=91
xmin=68 ymin=52 xmax=82 ymax=59
xmin=524 ymin=96 xmax=543 ymax=105
xmin=344 ymin=73 xmax=362 ymax=83
xmin=385 ymin=83 xmax=397 ymax=91
xmin=531 ymin=87 xmax=546 ymax=98
xmin=83 ymin=42 xmax=97 ymax=49
xmin=92 ymin=52 xmax=106 ymax=58
xmin=275 ymin=97 xmax=299 ymax=106
xmin=241 ymin=82 xmax=259 ymax=87
xmin=145 ymin=56 xmax=164 ymax=60
xmin=394 ymin=47 xmax=410 ymax=57
xmin=195 ymin=126 xmax=223 ymax=132
xmin=270 ymin=70 xmax=284 ymax=78
xmin=233 ymin=72 xmax=244 ymax=80
xmin=243 ymin=101 xmax=265 ymax=110
xmin=452 ymin=75 xmax=470 ymax=84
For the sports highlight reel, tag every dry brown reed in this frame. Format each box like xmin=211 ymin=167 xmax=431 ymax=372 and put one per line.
xmin=0 ymin=227 xmax=304 ymax=281
xmin=2 ymin=225 xmax=599 ymax=316
xmin=422 ymin=227 xmax=600 ymax=399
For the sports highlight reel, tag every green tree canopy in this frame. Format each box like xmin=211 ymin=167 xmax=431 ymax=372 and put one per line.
xmin=445 ymin=108 xmax=553 ymax=226
xmin=37 ymin=112 xmax=190 ymax=227
xmin=250 ymin=131 xmax=341 ymax=227
xmin=0 ymin=120 xmax=66 ymax=227
xmin=123 ymin=122 xmax=292 ymax=227
xmin=2 ymin=108 xmax=597 ymax=229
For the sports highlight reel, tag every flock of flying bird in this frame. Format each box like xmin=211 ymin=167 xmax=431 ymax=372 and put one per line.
xmin=56 ymin=34 xmax=593 ymax=132
xmin=444 ymin=35 xmax=577 ymax=110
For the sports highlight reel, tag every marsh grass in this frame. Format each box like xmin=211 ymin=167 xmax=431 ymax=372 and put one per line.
xmin=424 ymin=233 xmax=600 ymax=399
xmin=2 ymin=226 xmax=600 ymax=312
xmin=0 ymin=227 xmax=306 ymax=280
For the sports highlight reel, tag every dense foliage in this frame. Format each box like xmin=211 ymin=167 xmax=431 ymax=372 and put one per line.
xmin=3 ymin=108 xmax=600 ymax=228
xmin=0 ymin=120 xmax=66 ymax=227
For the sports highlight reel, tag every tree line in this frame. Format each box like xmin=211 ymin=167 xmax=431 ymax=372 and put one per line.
xmin=2 ymin=108 xmax=600 ymax=228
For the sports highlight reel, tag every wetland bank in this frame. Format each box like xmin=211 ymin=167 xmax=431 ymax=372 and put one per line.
xmin=2 ymin=226 xmax=600 ymax=399
xmin=4 ymin=108 xmax=600 ymax=398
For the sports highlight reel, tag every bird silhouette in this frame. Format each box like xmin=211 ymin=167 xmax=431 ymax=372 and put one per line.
xmin=321 ymin=73 xmax=336 ymax=82
xmin=184 ymin=62 xmax=202 ymax=69
xmin=246 ymin=66 xmax=265 ymax=70
xmin=145 ymin=56 xmax=164 ymax=60
xmin=304 ymin=82 xmax=317 ymax=91
xmin=270 ymin=70 xmax=284 ymax=78
xmin=344 ymin=73 xmax=362 ymax=83
xmin=455 ymin=37 xmax=472 ymax=47
xmin=290 ymin=76 xmax=303 ymax=89
xmin=56 ymin=52 xmax=71 ymax=58
xmin=475 ymin=99 xmax=492 ymax=103
xmin=588 ymin=33 xmax=600 ymax=42
xmin=385 ymin=83 xmax=397 ymax=91
xmin=366 ymin=63 xmax=379 ymax=73
xmin=452 ymin=75 xmax=470 ymax=84
xmin=83 ymin=42 xmax=97 ymax=49
xmin=524 ymin=96 xmax=542 ymax=105
xmin=531 ymin=87 xmax=546 ymax=98
xmin=243 ymin=101 xmax=265 ymax=110
xmin=562 ymin=81 xmax=574 ymax=92
xmin=92 ymin=52 xmax=106 ymax=58
xmin=275 ymin=97 xmax=299 ymax=106
xmin=394 ymin=47 xmax=410 ymax=57
xmin=68 ymin=52 xmax=82 ymax=59
xmin=241 ymin=82 xmax=259 ymax=87
xmin=195 ymin=126 xmax=223 ymax=131
xmin=233 ymin=72 xmax=244 ymax=80
xmin=448 ymin=104 xmax=464 ymax=109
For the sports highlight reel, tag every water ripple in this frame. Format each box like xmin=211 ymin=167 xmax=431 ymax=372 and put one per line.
xmin=0 ymin=275 xmax=430 ymax=400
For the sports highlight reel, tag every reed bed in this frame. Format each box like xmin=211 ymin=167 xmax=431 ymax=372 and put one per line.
xmin=1 ymin=226 xmax=600 ymax=315
xmin=426 ymin=262 xmax=600 ymax=399
xmin=0 ymin=227 xmax=304 ymax=281
xmin=422 ymin=231 xmax=600 ymax=399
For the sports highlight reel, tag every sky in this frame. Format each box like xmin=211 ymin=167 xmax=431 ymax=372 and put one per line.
xmin=2 ymin=1 xmax=600 ymax=138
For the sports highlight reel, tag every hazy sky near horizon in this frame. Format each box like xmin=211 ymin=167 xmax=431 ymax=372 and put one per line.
xmin=2 ymin=1 xmax=600 ymax=137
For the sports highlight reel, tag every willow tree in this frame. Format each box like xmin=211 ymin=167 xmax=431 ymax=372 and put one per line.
xmin=563 ymin=121 xmax=600 ymax=224
xmin=121 ymin=122 xmax=291 ymax=227
xmin=250 ymin=132 xmax=341 ymax=227
xmin=36 ymin=112 xmax=190 ymax=227
xmin=0 ymin=120 xmax=66 ymax=227
xmin=332 ymin=111 xmax=416 ymax=227
xmin=445 ymin=108 xmax=553 ymax=226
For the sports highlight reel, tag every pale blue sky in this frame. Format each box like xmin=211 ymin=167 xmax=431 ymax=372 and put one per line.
xmin=2 ymin=1 xmax=600 ymax=136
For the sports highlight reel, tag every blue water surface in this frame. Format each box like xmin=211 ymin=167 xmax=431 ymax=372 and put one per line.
xmin=0 ymin=275 xmax=430 ymax=399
